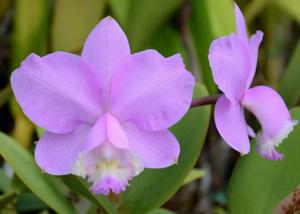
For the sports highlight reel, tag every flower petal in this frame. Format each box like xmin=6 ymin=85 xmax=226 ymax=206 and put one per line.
xmin=35 ymin=125 xmax=91 ymax=175
xmin=214 ymin=95 xmax=250 ymax=154
xmin=73 ymin=143 xmax=143 ymax=195
xmin=246 ymin=31 xmax=264 ymax=88
xmin=124 ymin=124 xmax=180 ymax=168
xmin=85 ymin=113 xmax=129 ymax=151
xmin=11 ymin=52 xmax=102 ymax=134
xmin=208 ymin=34 xmax=251 ymax=100
xmin=234 ymin=3 xmax=248 ymax=41
xmin=241 ymin=86 xmax=297 ymax=160
xmin=81 ymin=16 xmax=130 ymax=104
xmin=110 ymin=50 xmax=195 ymax=131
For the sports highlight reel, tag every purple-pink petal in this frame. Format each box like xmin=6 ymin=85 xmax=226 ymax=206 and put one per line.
xmin=11 ymin=52 xmax=102 ymax=134
xmin=110 ymin=50 xmax=195 ymax=131
xmin=241 ymin=86 xmax=297 ymax=160
xmin=246 ymin=31 xmax=263 ymax=88
xmin=208 ymin=34 xmax=251 ymax=100
xmin=214 ymin=95 xmax=250 ymax=154
xmin=81 ymin=16 xmax=131 ymax=105
xmin=124 ymin=124 xmax=180 ymax=168
xmin=35 ymin=125 xmax=91 ymax=175
xmin=234 ymin=4 xmax=248 ymax=42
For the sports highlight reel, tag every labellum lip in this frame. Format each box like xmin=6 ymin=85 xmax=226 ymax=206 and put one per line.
xmin=72 ymin=143 xmax=143 ymax=195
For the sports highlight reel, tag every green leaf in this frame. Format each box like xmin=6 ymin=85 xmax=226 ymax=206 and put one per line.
xmin=148 ymin=208 xmax=176 ymax=214
xmin=0 ymin=169 xmax=11 ymax=192
xmin=275 ymin=0 xmax=300 ymax=24
xmin=61 ymin=175 xmax=117 ymax=214
xmin=16 ymin=192 xmax=48 ymax=213
xmin=183 ymin=169 xmax=205 ymax=185
xmin=0 ymin=191 xmax=17 ymax=209
xmin=123 ymin=0 xmax=183 ymax=51
xmin=190 ymin=0 xmax=235 ymax=93
xmin=148 ymin=26 xmax=190 ymax=69
xmin=0 ymin=132 xmax=75 ymax=214
xmin=279 ymin=40 xmax=300 ymax=107
xmin=118 ymin=84 xmax=211 ymax=214
xmin=51 ymin=0 xmax=106 ymax=52
xmin=11 ymin=0 xmax=50 ymax=69
xmin=227 ymin=107 xmax=300 ymax=214
xmin=107 ymin=0 xmax=131 ymax=26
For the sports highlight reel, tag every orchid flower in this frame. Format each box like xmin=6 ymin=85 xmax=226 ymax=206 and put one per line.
xmin=208 ymin=4 xmax=297 ymax=160
xmin=11 ymin=17 xmax=195 ymax=194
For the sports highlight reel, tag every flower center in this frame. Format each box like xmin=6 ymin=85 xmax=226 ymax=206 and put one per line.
xmin=72 ymin=142 xmax=143 ymax=195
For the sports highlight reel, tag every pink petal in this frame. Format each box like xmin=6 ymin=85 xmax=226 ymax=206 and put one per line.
xmin=214 ymin=95 xmax=250 ymax=154
xmin=11 ymin=52 xmax=102 ymax=134
xmin=234 ymin=4 xmax=248 ymax=41
xmin=106 ymin=113 xmax=129 ymax=149
xmin=85 ymin=113 xmax=129 ymax=151
xmin=246 ymin=31 xmax=263 ymax=88
xmin=124 ymin=124 xmax=180 ymax=168
xmin=110 ymin=50 xmax=195 ymax=131
xmin=81 ymin=17 xmax=130 ymax=104
xmin=85 ymin=116 xmax=106 ymax=151
xmin=35 ymin=125 xmax=91 ymax=175
xmin=208 ymin=34 xmax=251 ymax=100
xmin=241 ymin=86 xmax=297 ymax=160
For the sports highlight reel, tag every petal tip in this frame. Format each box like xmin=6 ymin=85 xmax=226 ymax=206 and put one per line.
xmin=256 ymin=118 xmax=296 ymax=160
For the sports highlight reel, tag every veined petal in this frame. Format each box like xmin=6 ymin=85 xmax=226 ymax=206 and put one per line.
xmin=11 ymin=52 xmax=102 ymax=134
xmin=241 ymin=86 xmax=297 ymax=160
xmin=208 ymin=34 xmax=251 ymax=100
xmin=81 ymin=17 xmax=130 ymax=104
xmin=214 ymin=95 xmax=250 ymax=154
xmin=246 ymin=31 xmax=263 ymax=88
xmin=35 ymin=125 xmax=91 ymax=175
xmin=72 ymin=143 xmax=143 ymax=195
xmin=110 ymin=50 xmax=195 ymax=131
xmin=124 ymin=124 xmax=180 ymax=168
xmin=234 ymin=3 xmax=248 ymax=41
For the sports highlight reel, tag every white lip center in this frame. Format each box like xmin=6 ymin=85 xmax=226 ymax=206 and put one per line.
xmin=72 ymin=142 xmax=143 ymax=195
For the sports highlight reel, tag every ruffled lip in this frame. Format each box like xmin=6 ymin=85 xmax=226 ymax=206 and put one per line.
xmin=256 ymin=119 xmax=298 ymax=160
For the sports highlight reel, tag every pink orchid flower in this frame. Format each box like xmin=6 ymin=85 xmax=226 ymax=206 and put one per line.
xmin=208 ymin=4 xmax=297 ymax=160
xmin=11 ymin=17 xmax=195 ymax=194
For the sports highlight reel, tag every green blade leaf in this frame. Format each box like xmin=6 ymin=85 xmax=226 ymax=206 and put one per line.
xmin=148 ymin=208 xmax=176 ymax=214
xmin=183 ymin=169 xmax=205 ymax=185
xmin=16 ymin=192 xmax=48 ymax=213
xmin=11 ymin=0 xmax=50 ymax=69
xmin=227 ymin=107 xmax=300 ymax=214
xmin=0 ymin=132 xmax=75 ymax=214
xmin=118 ymin=84 xmax=211 ymax=214
xmin=275 ymin=0 xmax=300 ymax=24
xmin=107 ymin=0 xmax=131 ymax=26
xmin=0 ymin=169 xmax=11 ymax=192
xmin=0 ymin=191 xmax=17 ymax=209
xmin=279 ymin=40 xmax=300 ymax=107
xmin=61 ymin=175 xmax=117 ymax=214
xmin=124 ymin=0 xmax=183 ymax=51
xmin=190 ymin=0 xmax=235 ymax=93
xmin=51 ymin=0 xmax=106 ymax=52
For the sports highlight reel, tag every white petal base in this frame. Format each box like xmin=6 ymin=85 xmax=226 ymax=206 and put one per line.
xmin=72 ymin=142 xmax=143 ymax=195
xmin=256 ymin=119 xmax=298 ymax=160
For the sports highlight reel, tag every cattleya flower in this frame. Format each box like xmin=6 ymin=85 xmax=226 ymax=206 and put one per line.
xmin=208 ymin=4 xmax=297 ymax=160
xmin=11 ymin=17 xmax=195 ymax=194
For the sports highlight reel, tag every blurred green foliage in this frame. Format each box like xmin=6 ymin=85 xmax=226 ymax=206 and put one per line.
xmin=0 ymin=0 xmax=300 ymax=213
